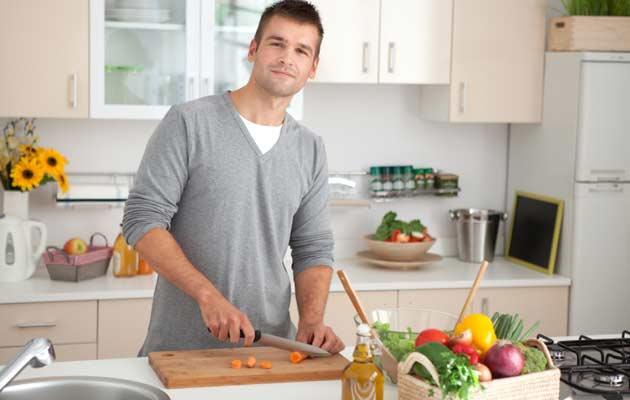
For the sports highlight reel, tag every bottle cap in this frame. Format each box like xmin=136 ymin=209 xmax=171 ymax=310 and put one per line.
xmin=357 ymin=323 xmax=371 ymax=336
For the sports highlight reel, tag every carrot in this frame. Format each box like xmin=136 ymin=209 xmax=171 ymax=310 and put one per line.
xmin=289 ymin=351 xmax=308 ymax=364
xmin=230 ymin=359 xmax=242 ymax=369
xmin=260 ymin=360 xmax=273 ymax=369
xmin=246 ymin=356 xmax=257 ymax=368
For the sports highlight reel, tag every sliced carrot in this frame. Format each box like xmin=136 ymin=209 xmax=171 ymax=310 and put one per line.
xmin=289 ymin=351 xmax=308 ymax=364
xmin=260 ymin=360 xmax=273 ymax=369
xmin=246 ymin=356 xmax=257 ymax=368
xmin=230 ymin=359 xmax=242 ymax=369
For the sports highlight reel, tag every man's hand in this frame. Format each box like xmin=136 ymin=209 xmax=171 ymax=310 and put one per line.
xmin=198 ymin=294 xmax=256 ymax=346
xmin=296 ymin=320 xmax=345 ymax=354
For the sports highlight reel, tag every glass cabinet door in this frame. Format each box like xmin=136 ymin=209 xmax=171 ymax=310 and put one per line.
xmin=90 ymin=0 xmax=200 ymax=119
xmin=201 ymin=0 xmax=303 ymax=119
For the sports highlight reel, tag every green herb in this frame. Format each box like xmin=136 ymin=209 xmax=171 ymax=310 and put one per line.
xmin=561 ymin=0 xmax=630 ymax=16
xmin=373 ymin=211 xmax=425 ymax=241
xmin=515 ymin=343 xmax=549 ymax=374
xmin=373 ymin=321 xmax=416 ymax=362
xmin=413 ymin=342 xmax=480 ymax=400
xmin=491 ymin=313 xmax=540 ymax=342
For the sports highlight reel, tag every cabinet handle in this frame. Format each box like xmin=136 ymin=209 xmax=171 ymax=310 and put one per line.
xmin=69 ymin=72 xmax=78 ymax=109
xmin=362 ymin=42 xmax=369 ymax=73
xmin=387 ymin=42 xmax=395 ymax=73
xmin=481 ymin=297 xmax=489 ymax=315
xmin=588 ymin=185 xmax=624 ymax=193
xmin=16 ymin=322 xmax=57 ymax=329
xmin=458 ymin=81 xmax=466 ymax=115
xmin=204 ymin=78 xmax=210 ymax=96
xmin=188 ymin=77 xmax=195 ymax=99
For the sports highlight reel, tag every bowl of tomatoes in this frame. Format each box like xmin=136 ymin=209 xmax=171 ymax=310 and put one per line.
xmin=364 ymin=211 xmax=436 ymax=261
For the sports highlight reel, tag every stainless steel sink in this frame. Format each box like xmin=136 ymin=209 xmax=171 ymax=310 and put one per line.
xmin=0 ymin=376 xmax=170 ymax=400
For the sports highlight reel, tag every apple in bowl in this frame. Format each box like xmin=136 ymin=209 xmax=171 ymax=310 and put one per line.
xmin=63 ymin=238 xmax=88 ymax=255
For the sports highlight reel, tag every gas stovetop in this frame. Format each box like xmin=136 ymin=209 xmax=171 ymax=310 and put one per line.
xmin=540 ymin=332 xmax=630 ymax=400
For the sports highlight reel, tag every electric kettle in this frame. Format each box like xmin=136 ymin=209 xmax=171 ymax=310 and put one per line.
xmin=0 ymin=215 xmax=47 ymax=282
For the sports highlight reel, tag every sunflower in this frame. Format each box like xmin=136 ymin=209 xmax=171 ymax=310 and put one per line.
xmin=55 ymin=172 xmax=70 ymax=194
xmin=10 ymin=157 xmax=44 ymax=191
xmin=18 ymin=144 xmax=39 ymax=160
xmin=38 ymin=148 xmax=67 ymax=177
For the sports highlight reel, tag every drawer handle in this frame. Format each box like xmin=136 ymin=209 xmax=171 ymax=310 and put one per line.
xmin=16 ymin=322 xmax=57 ymax=329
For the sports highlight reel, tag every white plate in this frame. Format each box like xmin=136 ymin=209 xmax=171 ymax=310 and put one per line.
xmin=356 ymin=251 xmax=442 ymax=270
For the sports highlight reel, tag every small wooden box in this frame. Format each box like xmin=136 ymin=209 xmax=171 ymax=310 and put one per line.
xmin=548 ymin=16 xmax=630 ymax=52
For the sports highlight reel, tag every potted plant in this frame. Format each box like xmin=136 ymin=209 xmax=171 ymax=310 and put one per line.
xmin=548 ymin=0 xmax=630 ymax=51
xmin=1 ymin=118 xmax=70 ymax=218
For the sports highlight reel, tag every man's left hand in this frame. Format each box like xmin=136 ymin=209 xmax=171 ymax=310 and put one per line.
xmin=296 ymin=321 xmax=345 ymax=354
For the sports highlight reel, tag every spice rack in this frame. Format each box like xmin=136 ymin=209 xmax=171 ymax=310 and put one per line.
xmin=328 ymin=169 xmax=461 ymax=208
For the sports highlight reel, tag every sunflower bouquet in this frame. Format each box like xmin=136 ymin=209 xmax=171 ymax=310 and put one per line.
xmin=1 ymin=118 xmax=69 ymax=193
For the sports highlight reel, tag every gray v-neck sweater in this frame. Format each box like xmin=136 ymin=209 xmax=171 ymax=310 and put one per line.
xmin=123 ymin=93 xmax=334 ymax=355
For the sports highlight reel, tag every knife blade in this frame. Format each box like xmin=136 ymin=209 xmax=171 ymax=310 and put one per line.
xmin=207 ymin=328 xmax=332 ymax=358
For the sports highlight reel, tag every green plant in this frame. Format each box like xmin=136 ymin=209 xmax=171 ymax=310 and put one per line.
xmin=561 ymin=0 xmax=630 ymax=16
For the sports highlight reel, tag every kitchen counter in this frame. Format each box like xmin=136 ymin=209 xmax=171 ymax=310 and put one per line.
xmin=0 ymin=257 xmax=570 ymax=304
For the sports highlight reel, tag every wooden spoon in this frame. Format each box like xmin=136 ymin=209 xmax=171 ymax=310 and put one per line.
xmin=337 ymin=269 xmax=400 ymax=383
xmin=454 ymin=260 xmax=489 ymax=329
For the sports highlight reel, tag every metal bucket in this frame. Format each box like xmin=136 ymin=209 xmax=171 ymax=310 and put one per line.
xmin=449 ymin=209 xmax=507 ymax=263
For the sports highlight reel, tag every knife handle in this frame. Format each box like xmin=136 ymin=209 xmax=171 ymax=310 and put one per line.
xmin=207 ymin=327 xmax=261 ymax=342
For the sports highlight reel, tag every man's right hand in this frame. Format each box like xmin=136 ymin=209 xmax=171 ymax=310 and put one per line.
xmin=198 ymin=294 xmax=256 ymax=346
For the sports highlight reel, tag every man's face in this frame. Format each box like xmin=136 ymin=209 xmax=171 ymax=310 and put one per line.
xmin=247 ymin=15 xmax=320 ymax=98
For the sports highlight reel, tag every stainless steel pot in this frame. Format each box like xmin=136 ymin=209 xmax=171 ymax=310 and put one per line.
xmin=449 ymin=209 xmax=507 ymax=263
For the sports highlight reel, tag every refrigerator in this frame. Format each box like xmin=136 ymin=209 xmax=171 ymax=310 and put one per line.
xmin=508 ymin=52 xmax=630 ymax=335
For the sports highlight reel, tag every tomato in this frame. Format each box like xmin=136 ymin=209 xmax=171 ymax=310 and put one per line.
xmin=414 ymin=328 xmax=449 ymax=348
xmin=390 ymin=229 xmax=401 ymax=242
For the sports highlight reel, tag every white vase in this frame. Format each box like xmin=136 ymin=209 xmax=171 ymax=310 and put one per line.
xmin=2 ymin=190 xmax=29 ymax=219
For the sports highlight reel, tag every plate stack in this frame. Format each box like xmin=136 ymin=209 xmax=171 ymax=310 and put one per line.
xmin=357 ymin=235 xmax=442 ymax=270
xmin=107 ymin=0 xmax=171 ymax=23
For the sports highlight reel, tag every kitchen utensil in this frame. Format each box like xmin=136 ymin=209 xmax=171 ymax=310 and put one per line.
xmin=449 ymin=208 xmax=507 ymax=263
xmin=356 ymin=250 xmax=441 ymax=269
xmin=336 ymin=270 xmax=400 ymax=383
xmin=42 ymin=233 xmax=113 ymax=282
xmin=0 ymin=215 xmax=47 ymax=282
xmin=454 ymin=260 xmax=489 ymax=328
xmin=363 ymin=234 xmax=435 ymax=261
xmin=206 ymin=328 xmax=331 ymax=358
xmin=148 ymin=346 xmax=348 ymax=388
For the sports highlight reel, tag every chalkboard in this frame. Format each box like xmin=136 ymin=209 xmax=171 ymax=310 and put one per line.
xmin=506 ymin=191 xmax=564 ymax=275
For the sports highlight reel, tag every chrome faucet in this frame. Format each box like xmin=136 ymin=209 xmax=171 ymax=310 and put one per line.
xmin=0 ymin=338 xmax=55 ymax=392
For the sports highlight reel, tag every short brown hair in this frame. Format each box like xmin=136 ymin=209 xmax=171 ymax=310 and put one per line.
xmin=254 ymin=0 xmax=324 ymax=57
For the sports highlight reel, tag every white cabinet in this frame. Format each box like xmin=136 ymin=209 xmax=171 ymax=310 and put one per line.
xmin=98 ymin=299 xmax=152 ymax=359
xmin=419 ymin=0 xmax=546 ymax=123
xmin=312 ymin=0 xmax=451 ymax=84
xmin=0 ymin=0 xmax=89 ymax=118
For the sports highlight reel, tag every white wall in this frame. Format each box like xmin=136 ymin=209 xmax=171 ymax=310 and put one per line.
xmin=3 ymin=83 xmax=508 ymax=258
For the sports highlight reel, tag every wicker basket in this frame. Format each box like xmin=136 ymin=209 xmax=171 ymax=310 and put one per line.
xmin=398 ymin=339 xmax=560 ymax=400
xmin=42 ymin=233 xmax=113 ymax=282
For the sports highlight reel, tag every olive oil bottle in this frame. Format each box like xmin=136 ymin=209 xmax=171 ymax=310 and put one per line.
xmin=341 ymin=324 xmax=384 ymax=400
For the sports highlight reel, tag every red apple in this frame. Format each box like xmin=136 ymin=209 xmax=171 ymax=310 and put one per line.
xmin=63 ymin=238 xmax=88 ymax=255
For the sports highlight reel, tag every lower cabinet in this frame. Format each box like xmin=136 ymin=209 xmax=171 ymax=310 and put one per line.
xmin=97 ymin=298 xmax=153 ymax=359
xmin=0 ymin=343 xmax=96 ymax=363
xmin=398 ymin=286 xmax=569 ymax=337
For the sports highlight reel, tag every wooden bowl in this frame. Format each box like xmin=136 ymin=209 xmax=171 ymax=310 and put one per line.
xmin=363 ymin=234 xmax=436 ymax=261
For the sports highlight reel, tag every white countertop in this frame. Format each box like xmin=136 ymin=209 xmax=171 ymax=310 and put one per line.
xmin=0 ymin=257 xmax=570 ymax=304
xmin=2 ymin=348 xmax=398 ymax=400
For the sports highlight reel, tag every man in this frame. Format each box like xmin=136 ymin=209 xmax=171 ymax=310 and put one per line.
xmin=122 ymin=0 xmax=345 ymax=356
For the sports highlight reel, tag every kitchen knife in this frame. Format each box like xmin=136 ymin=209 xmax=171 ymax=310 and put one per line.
xmin=207 ymin=328 xmax=332 ymax=358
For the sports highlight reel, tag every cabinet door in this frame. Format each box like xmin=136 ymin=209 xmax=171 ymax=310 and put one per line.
xmin=310 ymin=0 xmax=379 ymax=83
xmin=0 ymin=343 xmax=96 ymax=364
xmin=90 ymin=0 xmax=200 ymax=119
xmin=98 ymin=298 xmax=153 ymax=359
xmin=290 ymin=291 xmax=396 ymax=346
xmin=379 ymin=0 xmax=452 ymax=84
xmin=449 ymin=0 xmax=545 ymax=122
xmin=0 ymin=0 xmax=89 ymax=118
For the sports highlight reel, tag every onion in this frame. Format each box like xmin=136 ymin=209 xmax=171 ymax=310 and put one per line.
xmin=474 ymin=363 xmax=493 ymax=382
xmin=483 ymin=340 xmax=525 ymax=378
xmin=448 ymin=329 xmax=473 ymax=347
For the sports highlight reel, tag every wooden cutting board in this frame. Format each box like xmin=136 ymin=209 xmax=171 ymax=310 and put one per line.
xmin=148 ymin=346 xmax=349 ymax=388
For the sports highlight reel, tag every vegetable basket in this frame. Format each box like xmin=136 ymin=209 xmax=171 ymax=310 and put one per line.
xmin=397 ymin=339 xmax=560 ymax=400
xmin=42 ymin=233 xmax=113 ymax=282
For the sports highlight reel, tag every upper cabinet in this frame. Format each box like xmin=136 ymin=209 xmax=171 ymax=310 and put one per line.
xmin=419 ymin=0 xmax=547 ymax=123
xmin=312 ymin=0 xmax=452 ymax=84
xmin=0 ymin=0 xmax=89 ymax=118
xmin=90 ymin=0 xmax=200 ymax=119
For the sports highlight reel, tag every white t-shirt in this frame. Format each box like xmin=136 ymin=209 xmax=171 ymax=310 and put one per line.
xmin=239 ymin=114 xmax=282 ymax=155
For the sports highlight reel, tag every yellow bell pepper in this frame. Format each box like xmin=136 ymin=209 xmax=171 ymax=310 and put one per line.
xmin=454 ymin=313 xmax=497 ymax=354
